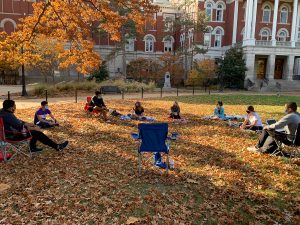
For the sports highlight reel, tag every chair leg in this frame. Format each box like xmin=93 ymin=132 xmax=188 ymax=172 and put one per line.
xmin=166 ymin=154 xmax=169 ymax=175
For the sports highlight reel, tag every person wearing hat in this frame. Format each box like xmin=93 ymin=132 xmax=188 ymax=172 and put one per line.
xmin=240 ymin=105 xmax=263 ymax=131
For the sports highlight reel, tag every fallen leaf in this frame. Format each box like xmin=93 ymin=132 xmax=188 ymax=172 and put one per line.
xmin=187 ymin=179 xmax=199 ymax=184
xmin=126 ymin=217 xmax=140 ymax=224
xmin=0 ymin=183 xmax=10 ymax=193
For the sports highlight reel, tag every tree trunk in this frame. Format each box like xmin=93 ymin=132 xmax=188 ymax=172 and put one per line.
xmin=21 ymin=64 xmax=28 ymax=96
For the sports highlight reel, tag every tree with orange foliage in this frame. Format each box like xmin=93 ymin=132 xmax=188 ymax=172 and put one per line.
xmin=186 ymin=59 xmax=216 ymax=87
xmin=0 ymin=0 xmax=158 ymax=95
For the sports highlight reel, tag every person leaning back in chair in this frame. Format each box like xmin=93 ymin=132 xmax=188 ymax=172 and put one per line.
xmin=89 ymin=90 xmax=110 ymax=122
xmin=247 ymin=102 xmax=300 ymax=153
xmin=34 ymin=101 xmax=59 ymax=128
xmin=0 ymin=100 xmax=68 ymax=153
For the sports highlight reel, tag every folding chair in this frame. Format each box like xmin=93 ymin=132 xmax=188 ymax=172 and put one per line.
xmin=131 ymin=123 xmax=177 ymax=175
xmin=269 ymin=123 xmax=300 ymax=158
xmin=0 ymin=117 xmax=32 ymax=162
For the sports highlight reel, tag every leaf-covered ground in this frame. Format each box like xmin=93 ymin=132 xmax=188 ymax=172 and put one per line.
xmin=1 ymin=97 xmax=300 ymax=224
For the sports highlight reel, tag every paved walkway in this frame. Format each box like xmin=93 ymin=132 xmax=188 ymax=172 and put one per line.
xmin=0 ymin=86 xmax=299 ymax=109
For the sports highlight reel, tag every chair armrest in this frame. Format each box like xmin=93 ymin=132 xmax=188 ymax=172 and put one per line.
xmin=131 ymin=133 xmax=139 ymax=140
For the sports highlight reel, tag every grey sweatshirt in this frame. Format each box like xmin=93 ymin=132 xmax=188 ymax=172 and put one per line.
xmin=267 ymin=112 xmax=300 ymax=141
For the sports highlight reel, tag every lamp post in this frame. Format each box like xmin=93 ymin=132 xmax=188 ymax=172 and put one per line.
xmin=21 ymin=46 xmax=28 ymax=96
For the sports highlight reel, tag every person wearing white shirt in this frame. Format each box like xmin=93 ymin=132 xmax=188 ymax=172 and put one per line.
xmin=240 ymin=106 xmax=263 ymax=131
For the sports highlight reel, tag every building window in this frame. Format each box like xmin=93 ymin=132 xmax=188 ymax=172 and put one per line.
xmin=144 ymin=35 xmax=155 ymax=52
xmin=125 ymin=39 xmax=135 ymax=51
xmin=164 ymin=17 xmax=174 ymax=32
xmin=206 ymin=3 xmax=212 ymax=21
xmin=277 ymin=30 xmax=288 ymax=41
xmin=260 ymin=29 xmax=270 ymax=40
xmin=163 ymin=36 xmax=174 ymax=52
xmin=204 ymin=27 xmax=212 ymax=47
xmin=188 ymin=29 xmax=194 ymax=49
xmin=216 ymin=4 xmax=224 ymax=22
xmin=280 ymin=6 xmax=288 ymax=24
xmin=262 ymin=5 xmax=271 ymax=22
xmin=180 ymin=33 xmax=185 ymax=48
xmin=214 ymin=28 xmax=223 ymax=47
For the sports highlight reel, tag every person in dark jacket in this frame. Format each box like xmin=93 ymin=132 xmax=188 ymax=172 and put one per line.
xmin=0 ymin=100 xmax=68 ymax=153
xmin=169 ymin=101 xmax=181 ymax=119
xmin=131 ymin=101 xmax=145 ymax=119
xmin=89 ymin=91 xmax=109 ymax=122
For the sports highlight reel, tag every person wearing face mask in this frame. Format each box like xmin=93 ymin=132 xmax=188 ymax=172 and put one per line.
xmin=240 ymin=106 xmax=263 ymax=131
xmin=247 ymin=102 xmax=300 ymax=153
xmin=34 ymin=101 xmax=59 ymax=128
xmin=89 ymin=90 xmax=110 ymax=122
xmin=0 ymin=100 xmax=68 ymax=153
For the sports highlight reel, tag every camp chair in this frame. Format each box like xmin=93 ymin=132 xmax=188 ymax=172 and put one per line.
xmin=84 ymin=96 xmax=100 ymax=116
xmin=269 ymin=124 xmax=300 ymax=158
xmin=0 ymin=117 xmax=32 ymax=162
xmin=131 ymin=123 xmax=177 ymax=175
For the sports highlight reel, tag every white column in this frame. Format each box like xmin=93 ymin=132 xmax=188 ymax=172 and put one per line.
xmin=251 ymin=0 xmax=258 ymax=40
xmin=267 ymin=55 xmax=276 ymax=80
xmin=291 ymin=0 xmax=299 ymax=47
xmin=246 ymin=0 xmax=254 ymax=39
xmin=232 ymin=0 xmax=239 ymax=45
xmin=286 ymin=55 xmax=295 ymax=80
xmin=295 ymin=3 xmax=300 ymax=46
xmin=271 ymin=0 xmax=279 ymax=46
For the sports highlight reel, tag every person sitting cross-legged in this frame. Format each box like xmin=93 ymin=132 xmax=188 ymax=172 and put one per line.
xmin=240 ymin=105 xmax=263 ymax=131
xmin=0 ymin=100 xmax=69 ymax=153
xmin=211 ymin=101 xmax=225 ymax=120
xmin=247 ymin=102 xmax=300 ymax=154
xmin=89 ymin=90 xmax=110 ymax=122
xmin=34 ymin=101 xmax=59 ymax=128
xmin=169 ymin=101 xmax=181 ymax=119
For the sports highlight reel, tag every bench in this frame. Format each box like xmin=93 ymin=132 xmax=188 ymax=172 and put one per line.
xmin=100 ymin=86 xmax=121 ymax=94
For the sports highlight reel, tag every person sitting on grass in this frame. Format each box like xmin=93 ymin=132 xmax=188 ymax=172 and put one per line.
xmin=211 ymin=101 xmax=225 ymax=120
xmin=240 ymin=106 xmax=263 ymax=131
xmin=247 ymin=102 xmax=300 ymax=154
xmin=34 ymin=101 xmax=59 ymax=128
xmin=169 ymin=101 xmax=181 ymax=119
xmin=0 ymin=100 xmax=68 ymax=153
xmin=130 ymin=101 xmax=145 ymax=120
xmin=89 ymin=90 xmax=110 ymax=122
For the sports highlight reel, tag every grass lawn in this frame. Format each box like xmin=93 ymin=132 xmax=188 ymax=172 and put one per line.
xmin=1 ymin=95 xmax=299 ymax=224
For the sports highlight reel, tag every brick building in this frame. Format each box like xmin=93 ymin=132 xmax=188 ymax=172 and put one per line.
xmin=1 ymin=0 xmax=300 ymax=90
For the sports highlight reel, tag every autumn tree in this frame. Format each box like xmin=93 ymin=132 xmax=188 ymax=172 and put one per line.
xmin=186 ymin=59 xmax=216 ymax=87
xmin=0 ymin=0 xmax=158 ymax=95
xmin=174 ymin=0 xmax=208 ymax=80
xmin=159 ymin=52 xmax=184 ymax=86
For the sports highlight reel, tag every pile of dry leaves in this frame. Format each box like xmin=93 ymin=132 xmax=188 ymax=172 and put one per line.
xmin=1 ymin=99 xmax=299 ymax=224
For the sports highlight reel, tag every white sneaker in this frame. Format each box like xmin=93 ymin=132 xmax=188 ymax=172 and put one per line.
xmin=247 ymin=146 xmax=259 ymax=152
xmin=106 ymin=120 xmax=111 ymax=123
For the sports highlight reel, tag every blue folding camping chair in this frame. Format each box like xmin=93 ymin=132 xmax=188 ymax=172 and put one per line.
xmin=131 ymin=123 xmax=177 ymax=175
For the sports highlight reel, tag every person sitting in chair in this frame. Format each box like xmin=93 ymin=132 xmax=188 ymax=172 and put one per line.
xmin=34 ymin=101 xmax=59 ymax=128
xmin=169 ymin=101 xmax=181 ymax=119
xmin=240 ymin=106 xmax=263 ymax=131
xmin=89 ymin=91 xmax=110 ymax=122
xmin=247 ymin=102 xmax=300 ymax=153
xmin=0 ymin=100 xmax=68 ymax=153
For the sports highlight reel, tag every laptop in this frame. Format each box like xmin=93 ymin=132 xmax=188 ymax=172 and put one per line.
xmin=266 ymin=119 xmax=285 ymax=133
